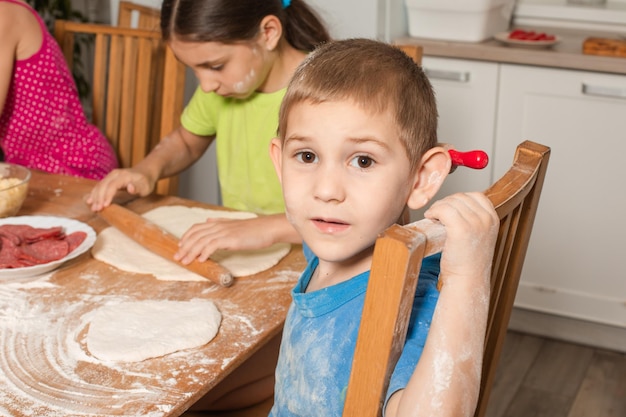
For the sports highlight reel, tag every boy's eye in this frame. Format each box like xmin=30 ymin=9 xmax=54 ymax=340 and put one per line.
xmin=296 ymin=151 xmax=318 ymax=164
xmin=350 ymin=155 xmax=374 ymax=169
xmin=211 ymin=64 xmax=224 ymax=71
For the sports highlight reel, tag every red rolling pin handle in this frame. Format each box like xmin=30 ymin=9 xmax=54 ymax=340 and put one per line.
xmin=448 ymin=149 xmax=489 ymax=170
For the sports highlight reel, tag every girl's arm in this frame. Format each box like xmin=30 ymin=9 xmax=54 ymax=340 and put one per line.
xmin=131 ymin=125 xmax=213 ymax=181
xmin=86 ymin=125 xmax=213 ymax=210
xmin=0 ymin=2 xmax=42 ymax=115
xmin=0 ymin=7 xmax=19 ymax=114
xmin=386 ymin=192 xmax=498 ymax=417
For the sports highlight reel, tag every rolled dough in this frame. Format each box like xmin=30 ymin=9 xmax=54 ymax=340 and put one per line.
xmin=86 ymin=299 xmax=221 ymax=362
xmin=92 ymin=206 xmax=291 ymax=281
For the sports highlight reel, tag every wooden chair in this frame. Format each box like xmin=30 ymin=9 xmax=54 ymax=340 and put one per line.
xmin=117 ymin=0 xmax=161 ymax=30
xmin=190 ymin=141 xmax=549 ymax=417
xmin=396 ymin=44 xmax=424 ymax=65
xmin=344 ymin=140 xmax=551 ymax=417
xmin=54 ymin=20 xmax=185 ymax=195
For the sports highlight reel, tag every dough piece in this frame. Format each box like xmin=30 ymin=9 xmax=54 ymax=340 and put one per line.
xmin=92 ymin=206 xmax=290 ymax=281
xmin=86 ymin=299 xmax=221 ymax=362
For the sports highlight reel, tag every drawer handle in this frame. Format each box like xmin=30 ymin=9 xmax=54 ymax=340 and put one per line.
xmin=424 ymin=68 xmax=470 ymax=83
xmin=581 ymin=83 xmax=626 ymax=99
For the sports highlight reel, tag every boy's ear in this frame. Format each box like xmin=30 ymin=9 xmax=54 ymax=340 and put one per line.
xmin=258 ymin=15 xmax=282 ymax=51
xmin=406 ymin=146 xmax=451 ymax=210
xmin=269 ymin=137 xmax=283 ymax=183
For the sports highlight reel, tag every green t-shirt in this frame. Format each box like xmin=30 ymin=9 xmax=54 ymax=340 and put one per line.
xmin=180 ymin=87 xmax=286 ymax=214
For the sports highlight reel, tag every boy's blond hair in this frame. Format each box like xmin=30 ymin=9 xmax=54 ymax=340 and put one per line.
xmin=278 ymin=38 xmax=438 ymax=171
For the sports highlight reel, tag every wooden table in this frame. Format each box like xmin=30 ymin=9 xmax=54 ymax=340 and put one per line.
xmin=0 ymin=171 xmax=306 ymax=416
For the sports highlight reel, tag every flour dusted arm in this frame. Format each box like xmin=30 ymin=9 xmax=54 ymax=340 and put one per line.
xmin=386 ymin=192 xmax=498 ymax=417
xmin=86 ymin=126 xmax=213 ymax=211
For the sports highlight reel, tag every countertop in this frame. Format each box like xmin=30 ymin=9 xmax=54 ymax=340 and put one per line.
xmin=395 ymin=27 xmax=626 ymax=75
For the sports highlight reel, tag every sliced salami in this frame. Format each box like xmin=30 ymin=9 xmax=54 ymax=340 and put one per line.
xmin=0 ymin=224 xmax=81 ymax=269
xmin=65 ymin=231 xmax=87 ymax=252
xmin=0 ymin=235 xmax=23 ymax=268
xmin=20 ymin=239 xmax=70 ymax=264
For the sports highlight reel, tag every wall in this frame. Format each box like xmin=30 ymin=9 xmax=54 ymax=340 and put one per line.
xmin=307 ymin=0 xmax=407 ymax=41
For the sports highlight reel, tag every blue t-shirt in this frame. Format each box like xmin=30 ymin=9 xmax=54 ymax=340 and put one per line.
xmin=270 ymin=248 xmax=441 ymax=416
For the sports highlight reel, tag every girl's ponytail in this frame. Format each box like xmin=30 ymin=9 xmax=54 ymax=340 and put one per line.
xmin=283 ymin=0 xmax=331 ymax=51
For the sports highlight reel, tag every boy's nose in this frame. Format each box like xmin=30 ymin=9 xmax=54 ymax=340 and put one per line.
xmin=313 ymin=166 xmax=346 ymax=203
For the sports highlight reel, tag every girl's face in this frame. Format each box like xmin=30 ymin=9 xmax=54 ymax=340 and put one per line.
xmin=169 ymin=37 xmax=272 ymax=99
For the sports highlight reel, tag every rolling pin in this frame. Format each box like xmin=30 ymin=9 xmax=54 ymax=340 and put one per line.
xmin=97 ymin=204 xmax=234 ymax=287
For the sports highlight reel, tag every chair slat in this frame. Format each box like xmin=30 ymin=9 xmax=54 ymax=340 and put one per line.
xmin=91 ymin=33 xmax=108 ymax=133
xmin=155 ymin=46 xmax=186 ymax=196
xmin=131 ymin=37 xmax=155 ymax=166
xmin=104 ymin=34 xmax=124 ymax=151
xmin=117 ymin=36 xmax=139 ymax=168
xmin=344 ymin=225 xmax=427 ymax=417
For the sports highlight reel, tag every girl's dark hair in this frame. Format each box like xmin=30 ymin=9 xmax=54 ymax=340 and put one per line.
xmin=160 ymin=0 xmax=330 ymax=52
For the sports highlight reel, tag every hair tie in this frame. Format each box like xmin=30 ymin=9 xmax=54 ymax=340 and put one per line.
xmin=282 ymin=0 xmax=291 ymax=8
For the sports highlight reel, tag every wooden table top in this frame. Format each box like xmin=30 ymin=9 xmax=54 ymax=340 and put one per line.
xmin=0 ymin=171 xmax=306 ymax=416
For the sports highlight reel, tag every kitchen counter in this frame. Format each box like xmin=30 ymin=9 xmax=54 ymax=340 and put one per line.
xmin=395 ymin=28 xmax=626 ymax=75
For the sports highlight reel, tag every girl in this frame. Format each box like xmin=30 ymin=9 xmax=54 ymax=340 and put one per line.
xmin=0 ymin=0 xmax=118 ymax=180
xmin=86 ymin=0 xmax=330 ymax=264
xmin=90 ymin=3 xmax=328 ymax=409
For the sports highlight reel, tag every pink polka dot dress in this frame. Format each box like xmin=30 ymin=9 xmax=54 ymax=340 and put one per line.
xmin=0 ymin=0 xmax=118 ymax=180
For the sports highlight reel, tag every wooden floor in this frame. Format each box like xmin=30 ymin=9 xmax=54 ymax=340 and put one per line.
xmin=183 ymin=330 xmax=626 ymax=417
xmin=485 ymin=330 xmax=626 ymax=417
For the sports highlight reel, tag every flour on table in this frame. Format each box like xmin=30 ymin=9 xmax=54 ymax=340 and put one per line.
xmin=86 ymin=299 xmax=221 ymax=362
xmin=92 ymin=206 xmax=291 ymax=281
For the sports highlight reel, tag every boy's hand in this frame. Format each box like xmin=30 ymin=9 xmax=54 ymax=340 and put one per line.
xmin=390 ymin=193 xmax=498 ymax=417
xmin=85 ymin=168 xmax=156 ymax=211
xmin=423 ymin=192 xmax=498 ymax=287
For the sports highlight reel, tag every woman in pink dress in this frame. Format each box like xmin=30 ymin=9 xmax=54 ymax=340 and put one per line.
xmin=0 ymin=0 xmax=118 ymax=180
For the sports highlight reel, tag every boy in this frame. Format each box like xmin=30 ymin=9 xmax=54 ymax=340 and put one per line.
xmin=268 ymin=38 xmax=499 ymax=416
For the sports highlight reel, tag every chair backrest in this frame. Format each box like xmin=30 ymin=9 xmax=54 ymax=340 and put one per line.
xmin=343 ymin=140 xmax=551 ymax=417
xmin=396 ymin=44 xmax=424 ymax=65
xmin=117 ymin=0 xmax=161 ymax=30
xmin=54 ymin=20 xmax=185 ymax=195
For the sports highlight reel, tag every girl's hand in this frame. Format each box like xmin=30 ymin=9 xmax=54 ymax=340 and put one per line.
xmin=174 ymin=215 xmax=296 ymax=265
xmin=85 ymin=168 xmax=156 ymax=211
xmin=424 ymin=192 xmax=498 ymax=288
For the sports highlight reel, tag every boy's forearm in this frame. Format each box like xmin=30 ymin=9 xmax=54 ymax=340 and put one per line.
xmin=388 ymin=275 xmax=490 ymax=417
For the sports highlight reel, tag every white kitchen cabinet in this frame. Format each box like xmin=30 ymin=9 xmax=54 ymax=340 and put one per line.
xmin=410 ymin=57 xmax=499 ymax=221
xmin=494 ymin=64 xmax=626 ymax=328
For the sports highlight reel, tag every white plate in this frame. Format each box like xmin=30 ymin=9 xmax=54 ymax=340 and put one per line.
xmin=494 ymin=32 xmax=560 ymax=49
xmin=0 ymin=216 xmax=96 ymax=279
